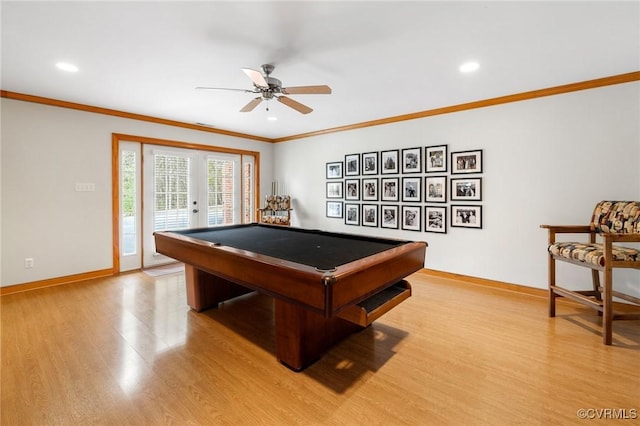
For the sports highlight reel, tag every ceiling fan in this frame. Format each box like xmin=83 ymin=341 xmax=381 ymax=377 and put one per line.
xmin=196 ymin=64 xmax=331 ymax=114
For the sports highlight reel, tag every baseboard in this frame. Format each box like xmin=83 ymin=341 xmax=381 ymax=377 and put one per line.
xmin=420 ymin=268 xmax=640 ymax=313
xmin=419 ymin=268 xmax=548 ymax=298
xmin=0 ymin=268 xmax=115 ymax=296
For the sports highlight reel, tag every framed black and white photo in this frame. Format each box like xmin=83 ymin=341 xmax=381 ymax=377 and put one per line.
xmin=381 ymin=177 xmax=399 ymax=201
xmin=451 ymin=149 xmax=483 ymax=174
xmin=451 ymin=177 xmax=482 ymax=201
xmin=362 ymin=204 xmax=378 ymax=227
xmin=326 ymin=161 xmax=343 ymax=179
xmin=425 ymin=206 xmax=447 ymax=234
xmin=381 ymin=205 xmax=399 ymax=229
xmin=326 ymin=181 xmax=343 ymax=198
xmin=425 ymin=176 xmax=447 ymax=203
xmin=344 ymin=154 xmax=360 ymax=176
xmin=381 ymin=149 xmax=399 ymax=174
xmin=345 ymin=179 xmax=360 ymax=200
xmin=401 ymin=147 xmax=422 ymax=174
xmin=344 ymin=203 xmax=360 ymax=226
xmin=362 ymin=178 xmax=378 ymax=201
xmin=326 ymin=201 xmax=343 ymax=218
xmin=451 ymin=205 xmax=482 ymax=229
xmin=425 ymin=144 xmax=448 ymax=173
xmin=362 ymin=152 xmax=378 ymax=175
xmin=401 ymin=205 xmax=421 ymax=231
xmin=402 ymin=177 xmax=421 ymax=202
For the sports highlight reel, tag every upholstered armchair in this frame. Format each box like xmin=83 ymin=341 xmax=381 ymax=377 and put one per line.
xmin=541 ymin=201 xmax=640 ymax=344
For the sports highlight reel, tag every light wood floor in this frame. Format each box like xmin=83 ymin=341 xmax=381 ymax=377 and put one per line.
xmin=2 ymin=270 xmax=639 ymax=425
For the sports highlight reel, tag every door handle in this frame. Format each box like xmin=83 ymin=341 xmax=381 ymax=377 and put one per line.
xmin=192 ymin=209 xmax=199 ymax=213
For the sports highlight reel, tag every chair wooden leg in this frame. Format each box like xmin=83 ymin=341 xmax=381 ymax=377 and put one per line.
xmin=548 ymin=256 xmax=556 ymax=318
xmin=592 ymin=269 xmax=603 ymax=317
xmin=602 ymin=264 xmax=613 ymax=345
xmin=591 ymin=269 xmax=601 ymax=301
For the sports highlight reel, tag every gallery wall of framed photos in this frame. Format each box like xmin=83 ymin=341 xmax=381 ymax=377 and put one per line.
xmin=325 ymin=145 xmax=484 ymax=234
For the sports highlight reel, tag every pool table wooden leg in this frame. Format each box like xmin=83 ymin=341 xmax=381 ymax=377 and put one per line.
xmin=274 ymin=299 xmax=363 ymax=371
xmin=184 ymin=265 xmax=253 ymax=312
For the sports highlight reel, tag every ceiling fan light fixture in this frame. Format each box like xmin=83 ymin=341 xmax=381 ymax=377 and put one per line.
xmin=459 ymin=61 xmax=480 ymax=73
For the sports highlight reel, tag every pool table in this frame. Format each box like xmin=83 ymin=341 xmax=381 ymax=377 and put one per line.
xmin=154 ymin=224 xmax=427 ymax=371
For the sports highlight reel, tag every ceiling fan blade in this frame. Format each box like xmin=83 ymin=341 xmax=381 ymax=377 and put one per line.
xmin=240 ymin=97 xmax=263 ymax=112
xmin=242 ymin=68 xmax=268 ymax=88
xmin=277 ymin=96 xmax=313 ymax=114
xmin=281 ymin=85 xmax=332 ymax=95
xmin=195 ymin=86 xmax=255 ymax=93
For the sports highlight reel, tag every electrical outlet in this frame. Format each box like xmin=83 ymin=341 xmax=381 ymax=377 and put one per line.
xmin=24 ymin=258 xmax=34 ymax=268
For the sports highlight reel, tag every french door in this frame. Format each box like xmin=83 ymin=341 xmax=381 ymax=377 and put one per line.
xmin=116 ymin=135 xmax=257 ymax=272
xmin=141 ymin=145 xmax=242 ymax=268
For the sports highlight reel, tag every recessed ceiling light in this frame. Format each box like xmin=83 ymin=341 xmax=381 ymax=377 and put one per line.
xmin=56 ymin=62 xmax=79 ymax=72
xmin=459 ymin=61 xmax=480 ymax=73
xmin=267 ymin=116 xmax=278 ymax=121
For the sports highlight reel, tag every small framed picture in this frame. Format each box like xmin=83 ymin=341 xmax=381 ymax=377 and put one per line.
xmin=451 ymin=149 xmax=483 ymax=174
xmin=425 ymin=206 xmax=447 ymax=234
xmin=362 ymin=204 xmax=378 ymax=227
xmin=326 ymin=161 xmax=343 ymax=179
xmin=381 ymin=205 xmax=399 ymax=229
xmin=344 ymin=203 xmax=360 ymax=226
xmin=345 ymin=154 xmax=360 ymax=176
xmin=425 ymin=176 xmax=447 ymax=203
xmin=345 ymin=179 xmax=360 ymax=200
xmin=451 ymin=205 xmax=482 ymax=229
xmin=326 ymin=181 xmax=343 ymax=199
xmin=451 ymin=177 xmax=482 ymax=201
xmin=362 ymin=178 xmax=379 ymax=201
xmin=402 ymin=177 xmax=421 ymax=202
xmin=381 ymin=150 xmax=399 ymax=174
xmin=381 ymin=177 xmax=399 ymax=201
xmin=401 ymin=205 xmax=421 ymax=231
xmin=326 ymin=201 xmax=343 ymax=218
xmin=425 ymin=144 xmax=448 ymax=173
xmin=362 ymin=152 xmax=379 ymax=175
xmin=402 ymin=147 xmax=422 ymax=174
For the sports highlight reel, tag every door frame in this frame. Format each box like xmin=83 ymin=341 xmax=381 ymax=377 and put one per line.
xmin=111 ymin=133 xmax=261 ymax=272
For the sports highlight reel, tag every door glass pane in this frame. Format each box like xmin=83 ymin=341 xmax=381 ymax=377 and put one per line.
xmin=207 ymin=158 xmax=234 ymax=226
xmin=154 ymin=154 xmax=190 ymax=230
xmin=121 ymin=150 xmax=137 ymax=255
xmin=242 ymin=156 xmax=255 ymax=223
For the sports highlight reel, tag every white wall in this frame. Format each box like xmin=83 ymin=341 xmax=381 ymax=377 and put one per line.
xmin=1 ymin=98 xmax=274 ymax=286
xmin=274 ymin=82 xmax=640 ymax=297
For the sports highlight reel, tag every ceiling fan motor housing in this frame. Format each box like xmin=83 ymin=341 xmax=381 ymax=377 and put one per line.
xmin=265 ymin=77 xmax=282 ymax=93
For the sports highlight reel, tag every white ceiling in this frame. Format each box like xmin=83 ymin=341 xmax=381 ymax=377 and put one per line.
xmin=2 ymin=1 xmax=639 ymax=140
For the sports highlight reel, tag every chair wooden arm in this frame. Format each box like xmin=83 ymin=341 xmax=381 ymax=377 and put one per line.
xmin=602 ymin=233 xmax=640 ymax=243
xmin=539 ymin=225 xmax=592 ymax=233
xmin=540 ymin=225 xmax=595 ymax=244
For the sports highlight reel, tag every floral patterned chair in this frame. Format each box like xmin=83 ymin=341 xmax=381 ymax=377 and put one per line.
xmin=258 ymin=195 xmax=292 ymax=226
xmin=541 ymin=201 xmax=640 ymax=344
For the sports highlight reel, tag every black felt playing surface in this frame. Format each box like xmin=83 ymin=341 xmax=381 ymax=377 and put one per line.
xmin=178 ymin=225 xmax=406 ymax=271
